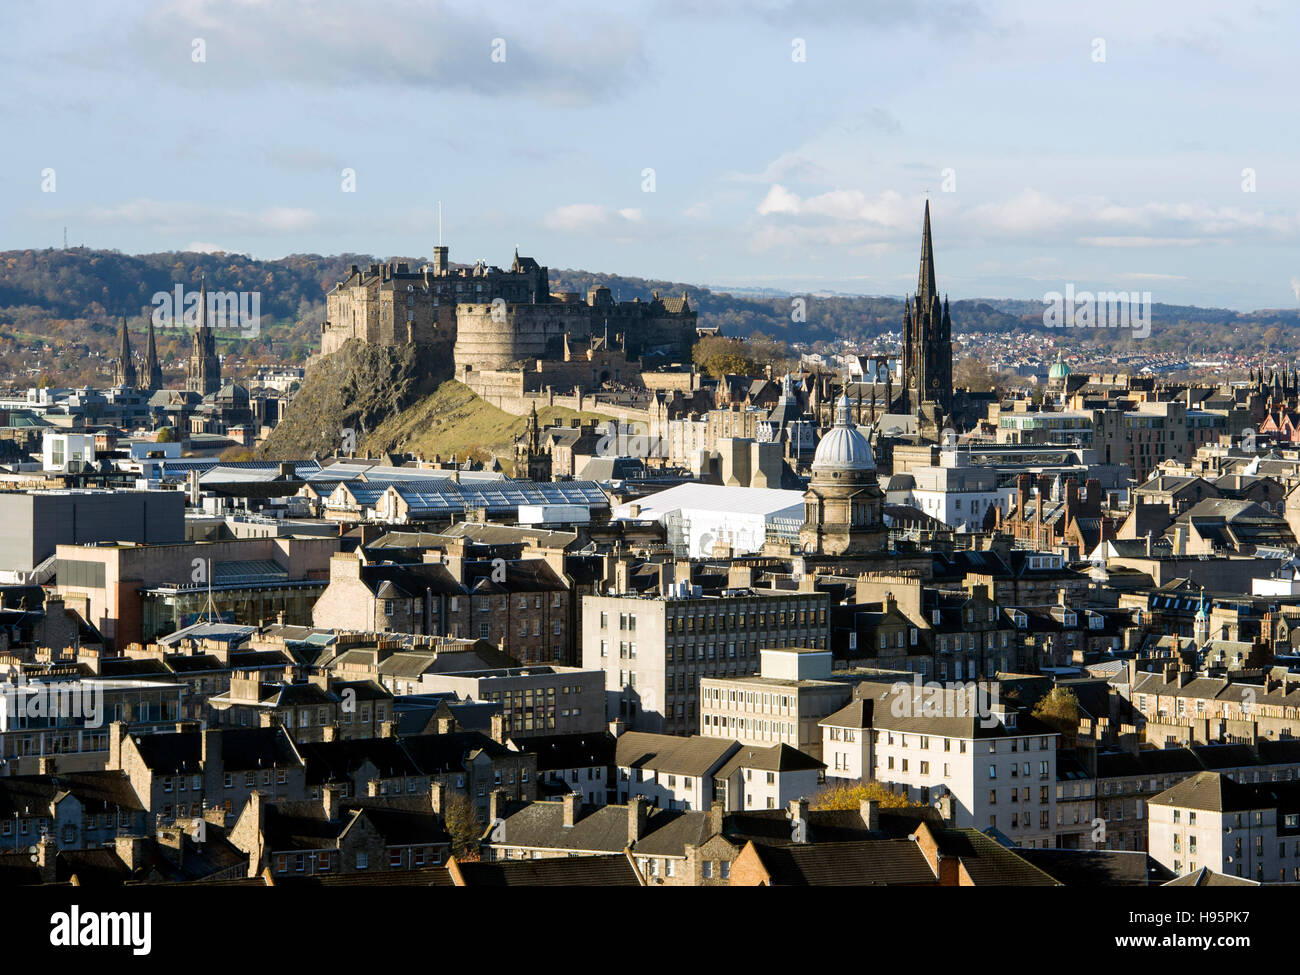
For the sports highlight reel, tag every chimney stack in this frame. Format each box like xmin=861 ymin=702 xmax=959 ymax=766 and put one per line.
xmin=562 ymin=792 xmax=581 ymax=828
xmin=489 ymin=789 xmax=507 ymax=825
xmin=860 ymin=799 xmax=880 ymax=832
xmin=789 ymin=797 xmax=810 ymax=843
xmin=627 ymin=796 xmax=648 ymax=846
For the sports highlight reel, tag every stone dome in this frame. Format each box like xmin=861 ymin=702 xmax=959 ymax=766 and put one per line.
xmin=812 ymin=392 xmax=876 ymax=472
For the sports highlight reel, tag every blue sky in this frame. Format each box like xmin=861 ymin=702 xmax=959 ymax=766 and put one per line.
xmin=2 ymin=0 xmax=1298 ymax=309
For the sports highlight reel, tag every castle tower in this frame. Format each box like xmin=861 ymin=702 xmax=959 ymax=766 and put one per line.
xmin=186 ymin=278 xmax=222 ymax=396
xmin=799 ymin=389 xmax=887 ymax=555
xmin=113 ymin=316 xmax=138 ymax=389
xmin=144 ymin=318 xmax=163 ymax=391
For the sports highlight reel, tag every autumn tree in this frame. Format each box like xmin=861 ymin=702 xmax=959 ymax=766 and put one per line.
xmin=691 ymin=332 xmax=797 ymax=379
xmin=155 ymin=426 xmax=177 ymax=443
xmin=953 ymin=356 xmax=1015 ymax=394
xmin=443 ymin=791 xmax=484 ymax=858
xmin=811 ymin=781 xmax=923 ymax=811
xmin=1032 ymin=686 xmax=1081 ymax=748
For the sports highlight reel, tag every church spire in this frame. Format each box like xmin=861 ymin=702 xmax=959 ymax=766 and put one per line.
xmin=917 ymin=198 xmax=937 ymax=305
xmin=115 ymin=316 xmax=137 ymax=388
xmin=186 ymin=275 xmax=221 ymax=396
xmin=145 ymin=317 xmax=162 ymax=390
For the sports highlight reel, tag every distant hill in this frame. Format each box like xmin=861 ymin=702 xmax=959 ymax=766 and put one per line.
xmin=2 ymin=247 xmax=1299 ymax=386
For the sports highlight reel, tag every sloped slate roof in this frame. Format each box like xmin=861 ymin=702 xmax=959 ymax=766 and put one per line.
xmin=454 ymin=854 xmax=640 ymax=887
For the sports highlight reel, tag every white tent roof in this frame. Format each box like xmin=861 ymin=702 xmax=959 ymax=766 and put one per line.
xmin=613 ymin=483 xmax=804 ymax=521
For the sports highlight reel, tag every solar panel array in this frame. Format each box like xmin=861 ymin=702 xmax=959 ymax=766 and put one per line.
xmin=391 ymin=479 xmax=610 ymax=517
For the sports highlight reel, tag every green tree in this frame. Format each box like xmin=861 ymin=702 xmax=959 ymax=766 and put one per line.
xmin=1032 ymin=686 xmax=1080 ymax=748
xmin=155 ymin=426 xmax=177 ymax=443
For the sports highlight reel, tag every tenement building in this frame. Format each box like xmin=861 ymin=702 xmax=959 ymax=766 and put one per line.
xmin=581 ymin=587 xmax=832 ymax=736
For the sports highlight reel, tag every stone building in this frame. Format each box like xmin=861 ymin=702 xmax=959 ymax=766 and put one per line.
xmin=106 ymin=722 xmax=307 ymax=830
xmin=581 ymin=587 xmax=832 ymax=735
xmin=514 ymin=404 xmax=552 ymax=481
xmin=311 ymin=550 xmax=573 ymax=665
xmin=799 ymin=391 xmax=887 ymax=555
xmin=320 ymin=247 xmax=698 ymax=399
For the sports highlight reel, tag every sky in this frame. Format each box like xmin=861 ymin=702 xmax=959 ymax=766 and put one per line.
xmin=2 ymin=0 xmax=1299 ymax=310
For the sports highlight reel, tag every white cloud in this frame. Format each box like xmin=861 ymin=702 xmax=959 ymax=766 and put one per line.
xmin=107 ymin=0 xmax=647 ymax=105
xmin=543 ymin=204 xmax=644 ymax=233
xmin=753 ymin=183 xmax=1300 ymax=249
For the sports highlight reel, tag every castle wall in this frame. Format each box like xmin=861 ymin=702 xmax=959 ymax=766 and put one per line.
xmin=453 ymin=304 xmax=592 ymax=372
xmin=320 ymin=253 xmax=698 ymax=407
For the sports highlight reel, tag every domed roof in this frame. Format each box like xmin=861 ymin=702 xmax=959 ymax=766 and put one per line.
xmin=1049 ymin=351 xmax=1071 ymax=379
xmin=812 ymin=393 xmax=876 ymax=472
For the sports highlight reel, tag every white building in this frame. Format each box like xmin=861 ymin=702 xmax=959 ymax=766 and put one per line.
xmin=699 ymin=648 xmax=852 ymax=759
xmin=866 ymin=681 xmax=1060 ymax=849
xmin=1148 ymin=771 xmax=1300 ymax=884
xmin=614 ymin=731 xmax=740 ymax=811
xmin=42 ymin=431 xmax=96 ymax=473
xmin=884 ymin=448 xmax=1016 ymax=532
xmin=715 ymin=743 xmax=825 ymax=811
xmin=610 ymin=483 xmax=804 ymax=558
xmin=820 ymin=699 xmax=873 ymax=784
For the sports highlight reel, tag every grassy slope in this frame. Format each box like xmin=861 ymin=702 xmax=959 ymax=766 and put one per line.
xmin=362 ymin=381 xmax=612 ymax=472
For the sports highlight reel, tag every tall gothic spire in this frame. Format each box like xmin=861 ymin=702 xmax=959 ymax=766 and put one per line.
xmin=917 ymin=198 xmax=937 ymax=305
xmin=186 ymin=275 xmax=221 ymax=396
xmin=115 ymin=316 xmax=137 ymax=388
xmin=145 ymin=318 xmax=162 ymax=390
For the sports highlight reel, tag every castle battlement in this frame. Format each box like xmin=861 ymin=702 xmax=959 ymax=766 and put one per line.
xmin=320 ymin=247 xmax=700 ymax=407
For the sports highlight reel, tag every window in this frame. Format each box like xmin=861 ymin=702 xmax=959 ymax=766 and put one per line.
xmin=356 ymin=853 xmax=369 ymax=870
